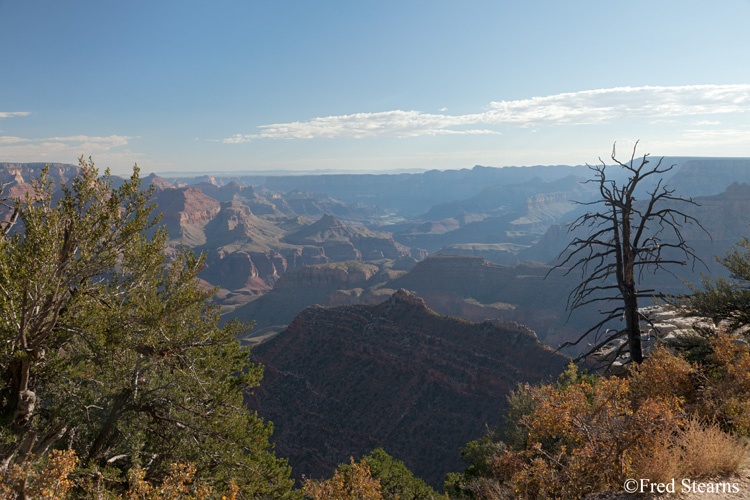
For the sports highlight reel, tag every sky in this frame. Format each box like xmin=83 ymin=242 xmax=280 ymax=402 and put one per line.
xmin=1 ymin=0 xmax=750 ymax=175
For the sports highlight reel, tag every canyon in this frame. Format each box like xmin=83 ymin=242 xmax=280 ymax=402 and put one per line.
xmin=246 ymin=289 xmax=569 ymax=486
xmin=5 ymin=158 xmax=750 ymax=487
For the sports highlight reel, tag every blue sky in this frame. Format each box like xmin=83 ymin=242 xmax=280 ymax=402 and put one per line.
xmin=1 ymin=0 xmax=749 ymax=175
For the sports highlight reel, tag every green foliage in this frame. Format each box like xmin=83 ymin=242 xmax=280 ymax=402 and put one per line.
xmin=666 ymin=332 xmax=714 ymax=365
xmin=444 ymin=435 xmax=511 ymax=500
xmin=0 ymin=159 xmax=297 ymax=498
xmin=501 ymin=388 xmax=535 ymax=453
xmin=340 ymin=449 xmax=445 ymax=500
xmin=554 ymin=362 xmax=597 ymax=391
xmin=680 ymin=236 xmax=750 ymax=335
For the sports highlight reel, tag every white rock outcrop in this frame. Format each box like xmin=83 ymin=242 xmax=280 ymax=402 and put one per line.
xmin=590 ymin=305 xmax=718 ymax=375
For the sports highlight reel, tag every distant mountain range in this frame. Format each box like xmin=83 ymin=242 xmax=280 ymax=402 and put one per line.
xmin=156 ymin=156 xmax=750 ymax=212
xmin=4 ymin=158 xmax=750 ymax=338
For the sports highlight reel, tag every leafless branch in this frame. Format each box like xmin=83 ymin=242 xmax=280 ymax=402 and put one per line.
xmin=548 ymin=141 xmax=710 ymax=364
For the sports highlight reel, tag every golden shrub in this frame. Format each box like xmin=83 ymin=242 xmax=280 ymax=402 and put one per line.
xmin=303 ymin=458 xmax=384 ymax=500
xmin=704 ymin=333 xmax=750 ymax=434
xmin=629 ymin=345 xmax=696 ymax=406
xmin=503 ymin=366 xmax=686 ymax=499
xmin=0 ymin=452 xmax=238 ymax=500
xmin=492 ymin=341 xmax=750 ymax=499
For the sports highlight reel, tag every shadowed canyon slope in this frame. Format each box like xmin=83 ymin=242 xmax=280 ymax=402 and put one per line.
xmin=226 ymin=254 xmax=609 ymax=353
xmin=246 ymin=289 xmax=569 ymax=487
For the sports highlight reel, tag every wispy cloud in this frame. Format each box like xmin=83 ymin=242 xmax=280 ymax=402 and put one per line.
xmin=223 ymin=84 xmax=750 ymax=143
xmin=0 ymin=112 xmax=31 ymax=118
xmin=692 ymin=120 xmax=721 ymax=126
xmin=0 ymin=137 xmax=29 ymax=145
xmin=0 ymin=135 xmax=135 ymax=163
xmin=483 ymin=85 xmax=750 ymax=126
xmin=222 ymin=110 xmax=498 ymax=142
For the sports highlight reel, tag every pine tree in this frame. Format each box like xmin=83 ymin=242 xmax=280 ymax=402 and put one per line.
xmin=340 ymin=449 xmax=445 ymax=500
xmin=680 ymin=235 xmax=750 ymax=333
xmin=0 ymin=158 xmax=297 ymax=498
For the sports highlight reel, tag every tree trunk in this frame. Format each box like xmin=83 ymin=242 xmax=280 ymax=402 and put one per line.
xmin=623 ymin=287 xmax=643 ymax=364
xmin=86 ymin=389 xmax=132 ymax=464
xmin=0 ymin=357 xmax=37 ymax=472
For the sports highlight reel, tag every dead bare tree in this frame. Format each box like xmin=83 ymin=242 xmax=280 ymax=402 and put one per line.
xmin=551 ymin=142 xmax=707 ymax=364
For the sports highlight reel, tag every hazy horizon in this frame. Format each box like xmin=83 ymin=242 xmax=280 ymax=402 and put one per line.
xmin=6 ymin=154 xmax=750 ymax=179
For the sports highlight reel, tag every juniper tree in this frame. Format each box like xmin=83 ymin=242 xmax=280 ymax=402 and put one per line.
xmin=0 ymin=159 xmax=297 ymax=497
xmin=679 ymin=235 xmax=750 ymax=334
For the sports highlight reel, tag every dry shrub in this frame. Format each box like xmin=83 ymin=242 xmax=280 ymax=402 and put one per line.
xmin=634 ymin=417 xmax=748 ymax=484
xmin=506 ymin=374 xmax=685 ymax=499
xmin=123 ymin=463 xmax=219 ymax=500
xmin=702 ymin=334 xmax=750 ymax=434
xmin=453 ymin=476 xmax=516 ymax=500
xmin=678 ymin=417 xmax=748 ymax=477
xmin=633 ymin=437 xmax=683 ymax=486
xmin=0 ymin=452 xmax=238 ymax=500
xmin=478 ymin=339 xmax=750 ymax=499
xmin=0 ymin=450 xmax=78 ymax=500
xmin=303 ymin=458 xmax=384 ymax=500
xmin=629 ymin=345 xmax=697 ymax=406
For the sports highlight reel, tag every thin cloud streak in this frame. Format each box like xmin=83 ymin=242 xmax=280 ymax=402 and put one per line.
xmin=0 ymin=137 xmax=30 ymax=145
xmin=0 ymin=135 xmax=135 ymax=163
xmin=0 ymin=112 xmax=31 ymax=118
xmin=222 ymin=110 xmax=496 ymax=143
xmin=484 ymin=85 xmax=750 ymax=125
xmin=224 ymin=84 xmax=750 ymax=143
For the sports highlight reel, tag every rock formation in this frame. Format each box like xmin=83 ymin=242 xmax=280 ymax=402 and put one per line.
xmin=246 ymin=289 xmax=570 ymax=486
